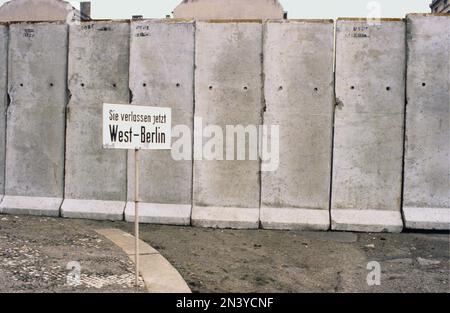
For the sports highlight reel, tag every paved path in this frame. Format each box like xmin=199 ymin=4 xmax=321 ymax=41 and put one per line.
xmin=96 ymin=229 xmax=191 ymax=293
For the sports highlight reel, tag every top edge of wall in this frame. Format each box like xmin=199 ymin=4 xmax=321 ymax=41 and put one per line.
xmin=266 ymin=19 xmax=334 ymax=24
xmin=130 ymin=18 xmax=195 ymax=24
xmin=79 ymin=19 xmax=130 ymax=23
xmin=1 ymin=14 xmax=447 ymax=26
xmin=6 ymin=20 xmax=68 ymax=25
xmin=196 ymin=19 xmax=263 ymax=23
xmin=337 ymin=17 xmax=405 ymax=22
xmin=2 ymin=19 xmax=131 ymax=25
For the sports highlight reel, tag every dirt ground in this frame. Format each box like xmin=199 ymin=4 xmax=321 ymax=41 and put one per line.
xmin=125 ymin=223 xmax=450 ymax=293
xmin=1 ymin=214 xmax=449 ymax=293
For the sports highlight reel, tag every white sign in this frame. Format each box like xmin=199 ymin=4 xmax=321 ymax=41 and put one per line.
xmin=103 ymin=103 xmax=172 ymax=150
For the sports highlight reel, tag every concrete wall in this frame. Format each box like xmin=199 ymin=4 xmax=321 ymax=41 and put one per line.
xmin=0 ymin=0 xmax=78 ymax=22
xmin=0 ymin=17 xmax=447 ymax=232
xmin=192 ymin=21 xmax=263 ymax=229
xmin=126 ymin=20 xmax=195 ymax=225
xmin=403 ymin=14 xmax=450 ymax=230
xmin=61 ymin=21 xmax=130 ymax=221
xmin=331 ymin=19 xmax=406 ymax=233
xmin=0 ymin=22 xmax=67 ymax=216
xmin=0 ymin=25 xmax=7 ymax=200
xmin=173 ymin=0 xmax=284 ymax=20
xmin=261 ymin=20 xmax=334 ymax=231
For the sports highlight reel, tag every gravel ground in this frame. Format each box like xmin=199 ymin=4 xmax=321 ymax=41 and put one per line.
xmin=0 ymin=214 xmax=449 ymax=293
xmin=0 ymin=215 xmax=144 ymax=293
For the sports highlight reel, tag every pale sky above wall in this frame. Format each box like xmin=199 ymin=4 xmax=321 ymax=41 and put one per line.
xmin=0 ymin=0 xmax=432 ymax=19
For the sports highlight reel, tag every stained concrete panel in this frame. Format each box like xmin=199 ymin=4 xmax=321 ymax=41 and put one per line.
xmin=331 ymin=19 xmax=406 ymax=233
xmin=192 ymin=21 xmax=263 ymax=229
xmin=0 ymin=22 xmax=67 ymax=216
xmin=125 ymin=20 xmax=195 ymax=226
xmin=403 ymin=14 xmax=450 ymax=230
xmin=261 ymin=20 xmax=335 ymax=231
xmin=61 ymin=21 xmax=130 ymax=221
xmin=0 ymin=25 xmax=7 ymax=202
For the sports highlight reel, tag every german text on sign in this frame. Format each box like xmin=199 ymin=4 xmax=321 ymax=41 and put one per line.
xmin=103 ymin=103 xmax=172 ymax=150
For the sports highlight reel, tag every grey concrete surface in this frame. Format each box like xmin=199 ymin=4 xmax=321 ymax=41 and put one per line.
xmin=404 ymin=14 xmax=450 ymax=230
xmin=1 ymin=22 xmax=67 ymax=216
xmin=192 ymin=21 xmax=263 ymax=229
xmin=261 ymin=20 xmax=334 ymax=231
xmin=96 ymin=228 xmax=159 ymax=255
xmin=0 ymin=196 xmax=61 ymax=217
xmin=125 ymin=202 xmax=191 ymax=226
xmin=0 ymin=25 xmax=7 ymax=199
xmin=62 ymin=21 xmax=130 ymax=220
xmin=61 ymin=199 xmax=125 ymax=221
xmin=332 ymin=19 xmax=406 ymax=233
xmin=0 ymin=17 xmax=447 ymax=233
xmin=127 ymin=20 xmax=194 ymax=225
